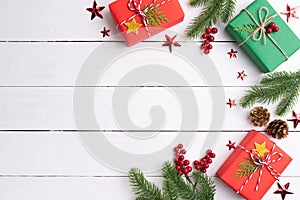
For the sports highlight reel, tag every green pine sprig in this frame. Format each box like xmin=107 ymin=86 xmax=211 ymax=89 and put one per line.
xmin=142 ymin=5 xmax=169 ymax=27
xmin=234 ymin=24 xmax=257 ymax=34
xmin=186 ymin=0 xmax=236 ymax=39
xmin=128 ymin=161 xmax=216 ymax=200
xmin=240 ymin=70 xmax=300 ymax=116
xmin=235 ymin=158 xmax=257 ymax=178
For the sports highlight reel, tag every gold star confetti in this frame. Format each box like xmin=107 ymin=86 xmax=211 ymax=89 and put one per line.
xmin=125 ymin=19 xmax=142 ymax=35
xmin=253 ymin=142 xmax=270 ymax=158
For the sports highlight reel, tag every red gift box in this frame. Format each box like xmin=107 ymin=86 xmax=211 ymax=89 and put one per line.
xmin=109 ymin=0 xmax=184 ymax=46
xmin=217 ymin=130 xmax=292 ymax=200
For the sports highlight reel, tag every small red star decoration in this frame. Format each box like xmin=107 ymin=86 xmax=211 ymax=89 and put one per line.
xmin=100 ymin=27 xmax=110 ymax=37
xmin=162 ymin=35 xmax=181 ymax=53
xmin=226 ymin=140 xmax=236 ymax=150
xmin=227 ymin=49 xmax=238 ymax=58
xmin=287 ymin=110 xmax=300 ymax=129
xmin=226 ymin=98 xmax=236 ymax=108
xmin=86 ymin=0 xmax=105 ymax=20
xmin=274 ymin=182 xmax=293 ymax=200
xmin=280 ymin=4 xmax=300 ymax=22
xmin=237 ymin=70 xmax=247 ymax=81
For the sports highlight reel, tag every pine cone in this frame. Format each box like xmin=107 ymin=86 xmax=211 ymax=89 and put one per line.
xmin=249 ymin=106 xmax=270 ymax=127
xmin=266 ymin=119 xmax=289 ymax=139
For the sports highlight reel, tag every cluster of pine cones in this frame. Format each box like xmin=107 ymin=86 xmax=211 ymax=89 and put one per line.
xmin=249 ymin=106 xmax=288 ymax=139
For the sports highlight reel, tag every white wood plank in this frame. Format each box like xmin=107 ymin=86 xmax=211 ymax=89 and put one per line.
xmin=0 ymin=0 xmax=299 ymax=41
xmin=0 ymin=176 xmax=298 ymax=200
xmin=0 ymin=132 xmax=297 ymax=176
xmin=1 ymin=87 xmax=299 ymax=130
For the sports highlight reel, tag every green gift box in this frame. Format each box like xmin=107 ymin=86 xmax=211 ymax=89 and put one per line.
xmin=226 ymin=0 xmax=300 ymax=73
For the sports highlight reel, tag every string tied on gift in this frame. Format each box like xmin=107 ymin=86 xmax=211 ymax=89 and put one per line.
xmin=117 ymin=0 xmax=171 ymax=37
xmin=236 ymin=144 xmax=283 ymax=194
xmin=239 ymin=7 xmax=289 ymax=59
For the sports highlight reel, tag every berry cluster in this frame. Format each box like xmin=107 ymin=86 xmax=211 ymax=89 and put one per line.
xmin=266 ymin=22 xmax=279 ymax=34
xmin=193 ymin=149 xmax=216 ymax=173
xmin=200 ymin=27 xmax=218 ymax=54
xmin=173 ymin=144 xmax=192 ymax=175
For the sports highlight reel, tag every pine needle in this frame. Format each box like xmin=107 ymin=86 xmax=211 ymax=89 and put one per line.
xmin=221 ymin=0 xmax=236 ymax=23
xmin=192 ymin=172 xmax=216 ymax=200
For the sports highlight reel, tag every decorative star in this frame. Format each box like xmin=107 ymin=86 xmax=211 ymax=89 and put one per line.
xmin=237 ymin=70 xmax=247 ymax=81
xmin=162 ymin=34 xmax=181 ymax=53
xmin=280 ymin=4 xmax=300 ymax=22
xmin=253 ymin=142 xmax=270 ymax=158
xmin=124 ymin=19 xmax=142 ymax=35
xmin=227 ymin=49 xmax=238 ymax=58
xmin=226 ymin=140 xmax=236 ymax=150
xmin=287 ymin=110 xmax=300 ymax=129
xmin=86 ymin=0 xmax=105 ymax=20
xmin=100 ymin=27 xmax=110 ymax=37
xmin=274 ymin=182 xmax=293 ymax=200
xmin=226 ymin=98 xmax=236 ymax=108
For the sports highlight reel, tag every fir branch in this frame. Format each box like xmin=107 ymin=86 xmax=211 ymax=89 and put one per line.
xmin=240 ymin=70 xmax=300 ymax=116
xmin=186 ymin=0 xmax=225 ymax=39
xmin=143 ymin=5 xmax=168 ymax=27
xmin=128 ymin=168 xmax=164 ymax=200
xmin=221 ymin=0 xmax=236 ymax=23
xmin=235 ymin=158 xmax=257 ymax=178
xmin=233 ymin=24 xmax=257 ymax=34
xmin=189 ymin=0 xmax=210 ymax=8
xmin=162 ymin=179 xmax=178 ymax=200
xmin=192 ymin=172 xmax=216 ymax=200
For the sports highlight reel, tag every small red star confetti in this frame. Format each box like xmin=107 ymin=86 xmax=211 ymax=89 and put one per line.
xmin=237 ymin=70 xmax=247 ymax=81
xmin=226 ymin=98 xmax=236 ymax=108
xmin=280 ymin=4 xmax=300 ymax=22
xmin=287 ymin=110 xmax=300 ymax=129
xmin=100 ymin=27 xmax=110 ymax=37
xmin=274 ymin=182 xmax=293 ymax=200
xmin=226 ymin=140 xmax=236 ymax=150
xmin=162 ymin=35 xmax=181 ymax=53
xmin=227 ymin=49 xmax=238 ymax=58
xmin=86 ymin=0 xmax=105 ymax=20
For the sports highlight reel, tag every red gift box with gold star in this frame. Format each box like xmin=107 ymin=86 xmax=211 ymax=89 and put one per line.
xmin=109 ymin=0 xmax=184 ymax=46
xmin=216 ymin=130 xmax=292 ymax=200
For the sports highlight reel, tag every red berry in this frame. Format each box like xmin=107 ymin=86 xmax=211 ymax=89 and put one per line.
xmin=187 ymin=166 xmax=192 ymax=172
xmin=195 ymin=165 xmax=201 ymax=170
xmin=179 ymin=155 xmax=184 ymax=161
xmin=266 ymin=27 xmax=273 ymax=34
xmin=183 ymin=160 xmax=190 ymax=166
xmin=204 ymin=39 xmax=210 ymax=44
xmin=207 ymin=44 xmax=213 ymax=49
xmin=204 ymin=49 xmax=210 ymax=54
xmin=193 ymin=160 xmax=199 ymax=165
xmin=205 ymin=155 xmax=210 ymax=159
xmin=177 ymin=144 xmax=183 ymax=149
xmin=199 ymin=161 xmax=205 ymax=166
xmin=207 ymin=159 xmax=212 ymax=164
xmin=181 ymin=149 xmax=186 ymax=154
xmin=207 ymin=149 xmax=212 ymax=154
xmin=208 ymin=35 xmax=215 ymax=42
xmin=210 ymin=153 xmax=216 ymax=158
xmin=269 ymin=22 xmax=276 ymax=28
xmin=201 ymin=158 xmax=207 ymax=163
xmin=200 ymin=43 xmax=206 ymax=49
xmin=204 ymin=164 xmax=209 ymax=169
xmin=202 ymin=33 xmax=208 ymax=39
xmin=201 ymin=169 xmax=207 ymax=173
xmin=205 ymin=27 xmax=212 ymax=34
xmin=273 ymin=26 xmax=279 ymax=32
xmin=178 ymin=170 xmax=183 ymax=175
xmin=174 ymin=147 xmax=179 ymax=152
xmin=176 ymin=165 xmax=181 ymax=170
xmin=174 ymin=158 xmax=179 ymax=163
xmin=183 ymin=168 xmax=189 ymax=174
xmin=211 ymin=27 xmax=218 ymax=34
xmin=175 ymin=152 xmax=180 ymax=157
xmin=178 ymin=161 xmax=184 ymax=166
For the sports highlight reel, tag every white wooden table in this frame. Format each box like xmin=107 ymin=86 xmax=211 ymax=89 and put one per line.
xmin=0 ymin=0 xmax=299 ymax=199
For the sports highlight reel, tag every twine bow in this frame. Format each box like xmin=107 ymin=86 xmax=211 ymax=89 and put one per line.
xmin=237 ymin=144 xmax=283 ymax=193
xmin=239 ymin=7 xmax=289 ymax=59
xmin=117 ymin=0 xmax=170 ymax=37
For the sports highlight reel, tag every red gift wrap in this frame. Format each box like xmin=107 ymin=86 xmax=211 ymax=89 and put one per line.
xmin=109 ymin=0 xmax=184 ymax=46
xmin=217 ymin=130 xmax=292 ymax=200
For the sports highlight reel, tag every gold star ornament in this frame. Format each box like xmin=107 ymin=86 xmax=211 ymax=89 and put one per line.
xmin=253 ymin=142 xmax=270 ymax=158
xmin=124 ymin=19 xmax=142 ymax=35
